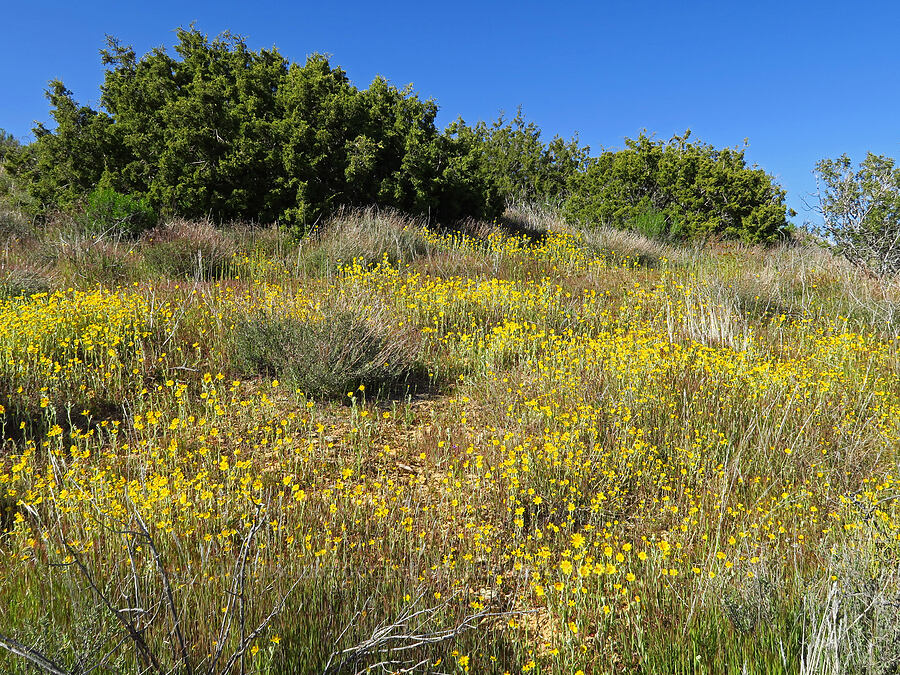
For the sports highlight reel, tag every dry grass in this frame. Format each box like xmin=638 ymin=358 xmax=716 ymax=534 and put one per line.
xmin=0 ymin=206 xmax=899 ymax=674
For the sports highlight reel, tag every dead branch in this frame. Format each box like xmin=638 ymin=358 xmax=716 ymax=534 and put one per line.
xmin=130 ymin=506 xmax=193 ymax=675
xmin=322 ymin=587 xmax=535 ymax=675
xmin=4 ymin=493 xmax=297 ymax=675
xmin=208 ymin=502 xmax=266 ymax=674
xmin=0 ymin=633 xmax=72 ymax=675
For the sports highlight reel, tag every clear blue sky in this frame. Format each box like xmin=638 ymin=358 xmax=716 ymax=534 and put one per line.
xmin=2 ymin=0 xmax=899 ymax=224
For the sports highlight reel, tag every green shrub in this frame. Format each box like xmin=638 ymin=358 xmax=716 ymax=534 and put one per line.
xmin=79 ymin=186 xmax=156 ymax=238
xmin=630 ymin=207 xmax=679 ymax=241
xmin=0 ymin=130 xmax=36 ymax=239
xmin=232 ymin=307 xmax=425 ymax=399
xmin=563 ymin=131 xmax=793 ymax=244
xmin=13 ymin=29 xmax=502 ymax=227
xmin=446 ymin=107 xmax=590 ymax=208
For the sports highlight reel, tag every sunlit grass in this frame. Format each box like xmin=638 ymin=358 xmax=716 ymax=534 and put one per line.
xmin=1 ymin=210 xmax=899 ymax=673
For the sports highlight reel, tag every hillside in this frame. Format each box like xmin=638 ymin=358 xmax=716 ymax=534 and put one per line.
xmin=1 ymin=207 xmax=899 ymax=674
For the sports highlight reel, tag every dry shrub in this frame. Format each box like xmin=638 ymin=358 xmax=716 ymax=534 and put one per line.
xmin=502 ymin=202 xmax=563 ymax=234
xmin=300 ymin=207 xmax=438 ymax=273
xmin=580 ymin=225 xmax=691 ymax=269
xmin=503 ymin=203 xmax=691 ymax=269
xmin=0 ymin=206 xmax=30 ymax=242
xmin=45 ymin=238 xmax=133 ymax=286
xmin=801 ymin=552 xmax=900 ymax=675
xmin=0 ymin=269 xmax=52 ymax=300
xmin=13 ymin=213 xmax=142 ymax=286
xmin=413 ymin=249 xmax=497 ymax=281
xmin=723 ymin=241 xmax=900 ymax=335
xmin=232 ymin=294 xmax=427 ymax=400
xmin=666 ymin=280 xmax=751 ymax=350
xmin=141 ymin=219 xmax=237 ymax=280
xmin=226 ymin=222 xmax=297 ymax=259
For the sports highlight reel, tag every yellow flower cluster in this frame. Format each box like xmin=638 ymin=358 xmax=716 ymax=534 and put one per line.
xmin=1 ymin=227 xmax=898 ymax=671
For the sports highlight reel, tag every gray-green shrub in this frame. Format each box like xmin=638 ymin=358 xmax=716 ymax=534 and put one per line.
xmin=232 ymin=308 xmax=425 ymax=399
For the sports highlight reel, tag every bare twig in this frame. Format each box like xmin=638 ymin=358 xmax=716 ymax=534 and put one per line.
xmin=322 ymin=588 xmax=535 ymax=675
xmin=0 ymin=633 xmax=72 ymax=675
xmin=6 ymin=482 xmax=298 ymax=675
xmin=218 ymin=577 xmax=302 ymax=675
xmin=209 ymin=502 xmax=266 ymax=673
xmin=130 ymin=507 xmax=193 ymax=675
xmin=19 ymin=502 xmax=164 ymax=674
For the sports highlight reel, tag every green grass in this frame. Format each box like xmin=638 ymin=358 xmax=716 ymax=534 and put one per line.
xmin=0 ymin=206 xmax=898 ymax=674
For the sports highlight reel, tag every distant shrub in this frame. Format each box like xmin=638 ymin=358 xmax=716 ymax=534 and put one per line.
xmin=0 ymin=129 xmax=17 ymax=163
xmin=446 ymin=107 xmax=590 ymax=208
xmin=79 ymin=186 xmax=156 ymax=238
xmin=630 ymin=207 xmax=676 ymax=241
xmin=563 ymin=131 xmax=793 ymax=244
xmin=0 ymin=129 xmax=36 ymax=239
xmin=301 ymin=208 xmax=438 ymax=274
xmin=814 ymin=153 xmax=900 ymax=277
xmin=232 ymin=306 xmax=425 ymax=399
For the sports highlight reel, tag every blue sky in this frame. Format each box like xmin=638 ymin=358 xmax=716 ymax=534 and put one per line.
xmin=2 ymin=0 xmax=898 ymax=224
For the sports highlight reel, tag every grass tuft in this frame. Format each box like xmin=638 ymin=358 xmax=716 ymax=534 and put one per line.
xmin=232 ymin=298 xmax=427 ymax=400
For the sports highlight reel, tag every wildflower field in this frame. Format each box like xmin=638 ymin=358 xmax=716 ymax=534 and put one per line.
xmin=1 ymin=209 xmax=899 ymax=674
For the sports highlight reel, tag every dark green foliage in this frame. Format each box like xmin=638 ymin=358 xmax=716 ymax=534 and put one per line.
xmin=79 ymin=186 xmax=157 ymax=238
xmin=0 ymin=130 xmax=36 ymax=235
xmin=0 ymin=129 xmax=18 ymax=163
xmin=814 ymin=153 xmax=900 ymax=277
xmin=6 ymin=82 xmax=121 ymax=211
xmin=447 ymin=107 xmax=589 ymax=207
xmin=564 ymin=131 xmax=794 ymax=243
xmin=232 ymin=309 xmax=425 ymax=399
xmin=630 ymin=207 xmax=671 ymax=240
xmin=11 ymin=28 xmax=502 ymax=228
